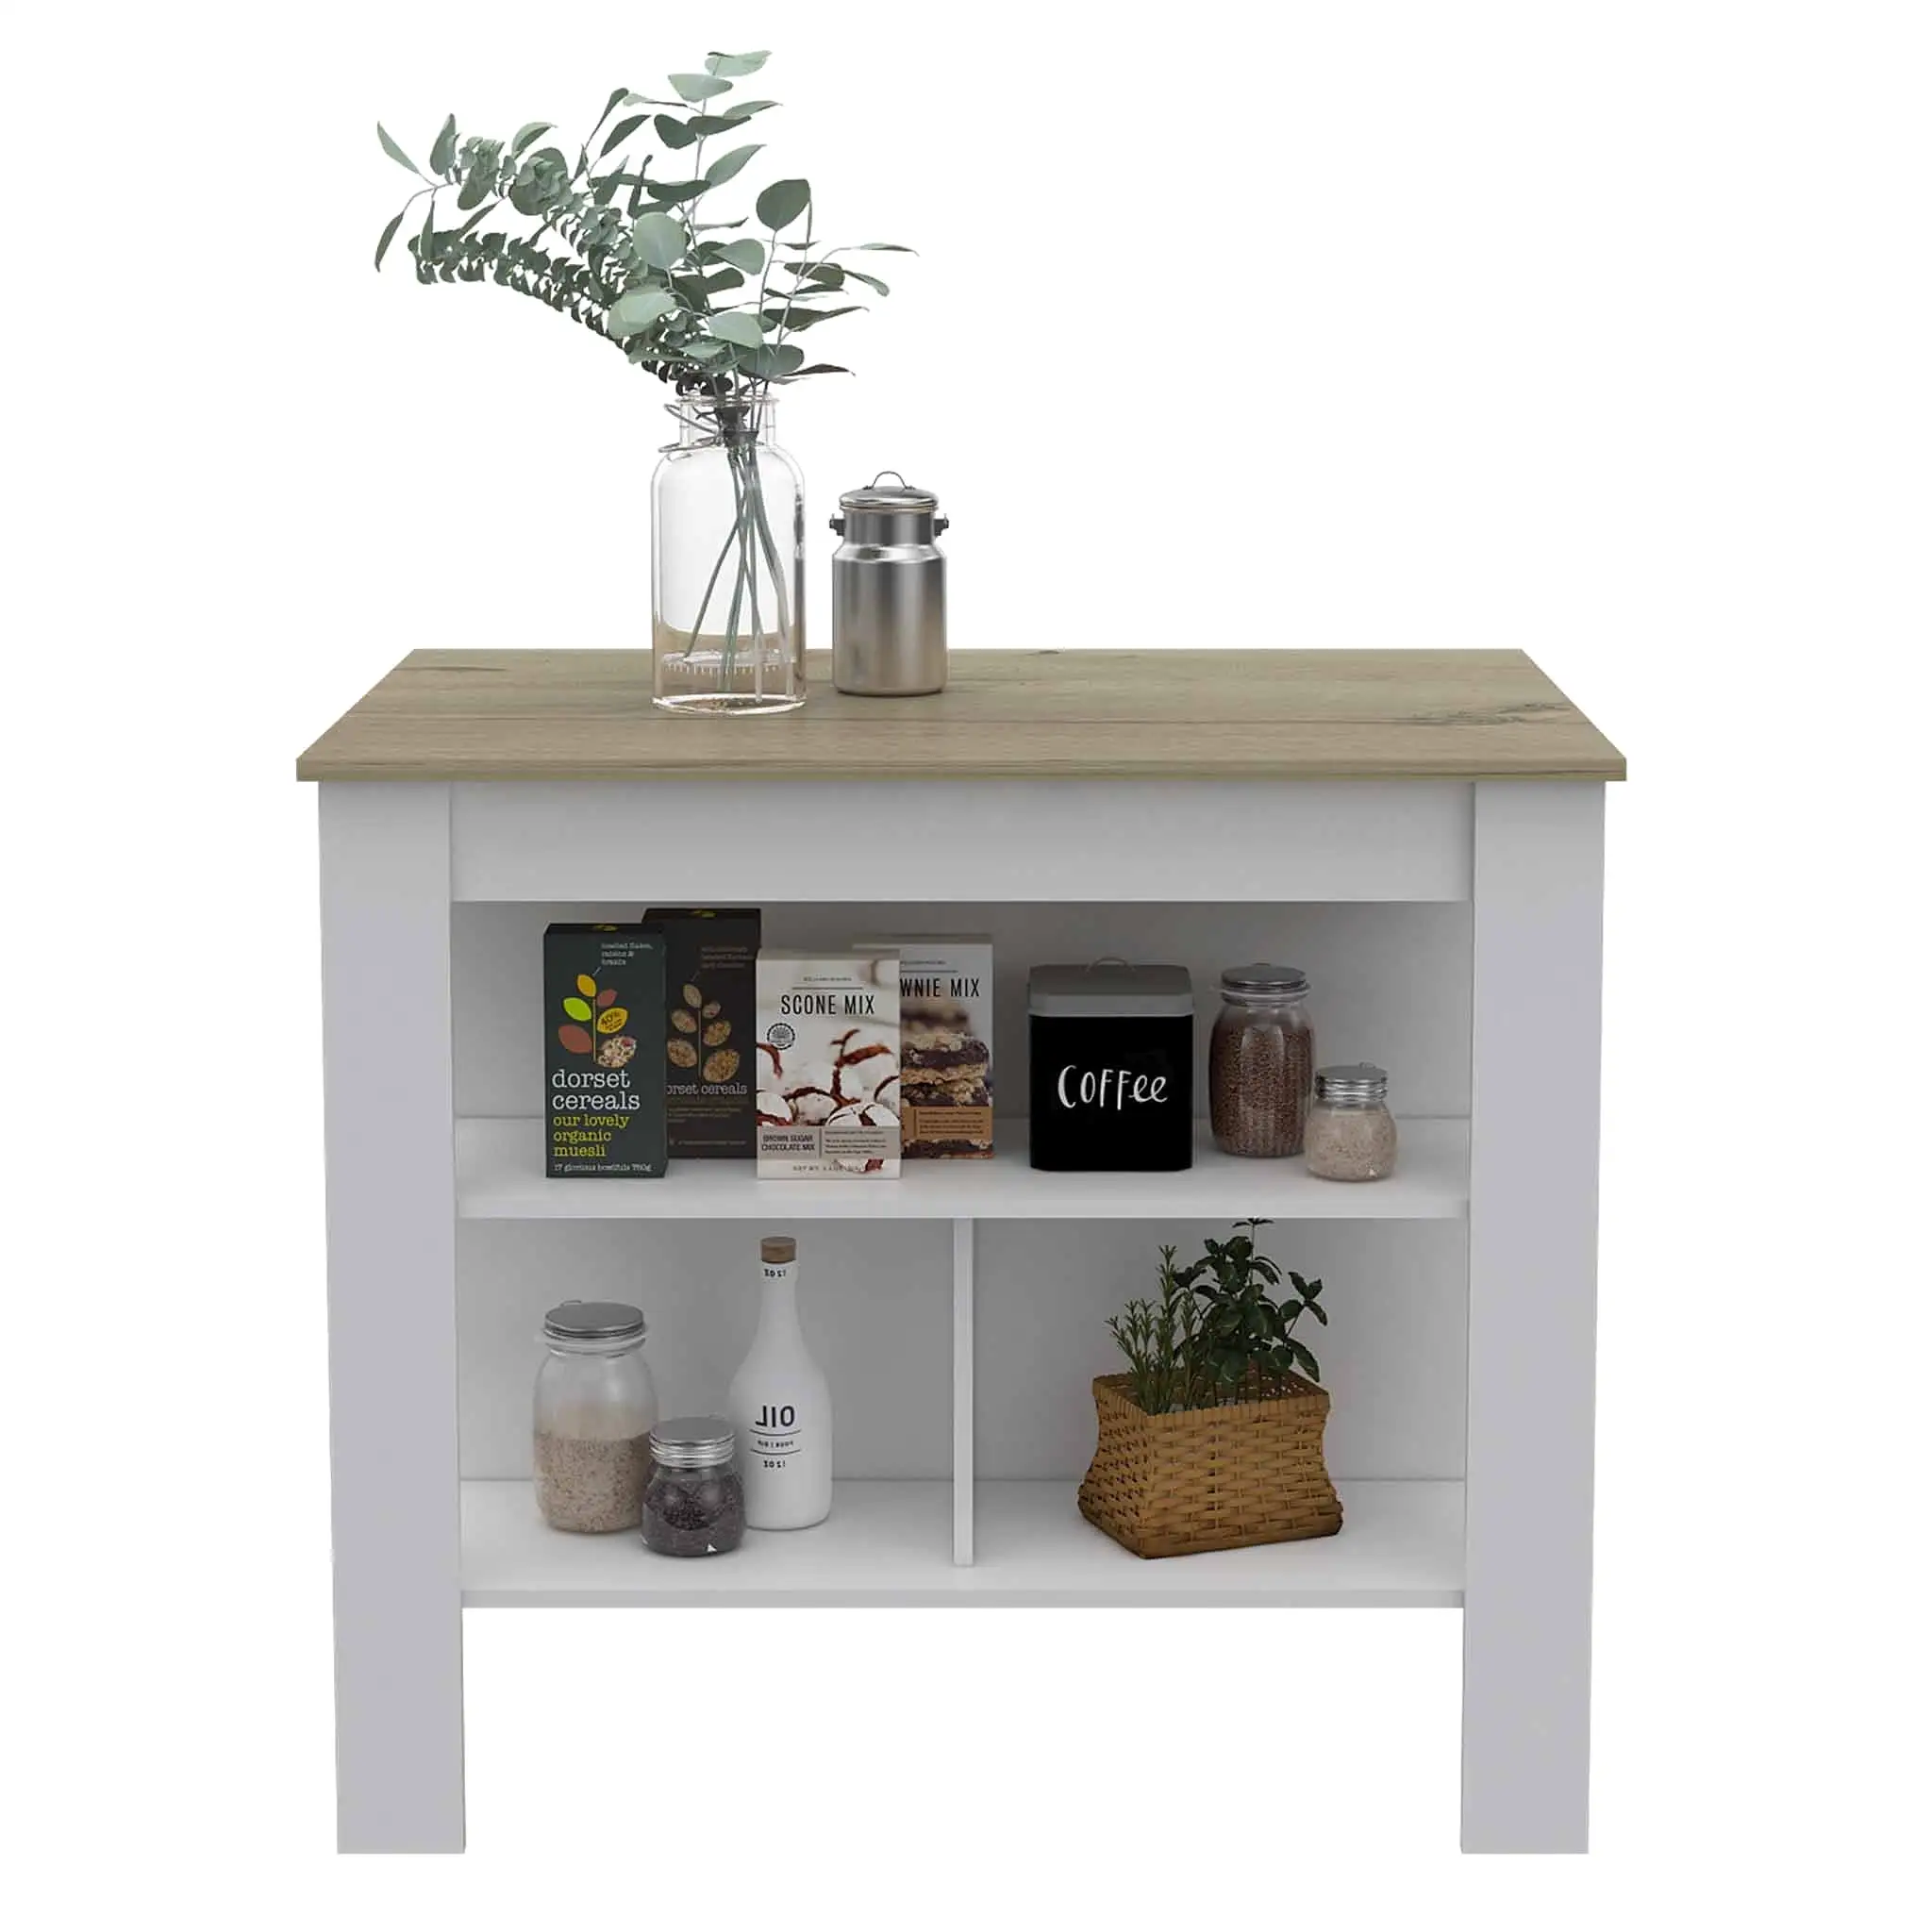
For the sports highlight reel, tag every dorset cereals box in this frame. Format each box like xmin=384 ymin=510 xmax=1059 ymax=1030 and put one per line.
xmin=756 ymin=950 xmax=900 ymax=1176
xmin=543 ymin=924 xmax=668 ymax=1178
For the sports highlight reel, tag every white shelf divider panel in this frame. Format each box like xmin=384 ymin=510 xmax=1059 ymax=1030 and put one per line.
xmin=461 ymin=1478 xmax=1464 ymax=1608
xmin=457 ymin=1118 xmax=1469 ymax=1222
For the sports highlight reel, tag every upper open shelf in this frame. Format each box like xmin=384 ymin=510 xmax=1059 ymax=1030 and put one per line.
xmin=457 ymin=1116 xmax=1468 ymax=1221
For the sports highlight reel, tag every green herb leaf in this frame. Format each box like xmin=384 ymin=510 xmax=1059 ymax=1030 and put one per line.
xmin=715 ymin=237 xmax=765 ymax=273
xmin=429 ymin=114 xmax=458 ymax=175
xmin=705 ymin=49 xmax=771 ymax=77
xmin=511 ymin=121 xmax=554 ymax=156
xmin=756 ymin=177 xmax=811 ymax=230
xmin=374 ymin=208 xmax=406 ymax=271
xmin=630 ymin=211 xmax=688 ymax=270
xmin=670 ymin=72 xmax=734 ymax=102
xmin=599 ymin=113 xmax=647 ymax=158
xmin=704 ymin=142 xmax=761 ymax=186
xmin=608 ymin=287 xmax=677 ymax=338
xmin=708 ymin=311 xmax=765 ymax=347
xmin=377 ymin=124 xmax=424 ymax=176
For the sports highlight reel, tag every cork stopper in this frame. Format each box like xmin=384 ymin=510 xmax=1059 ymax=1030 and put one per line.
xmin=760 ymin=1236 xmax=797 ymax=1264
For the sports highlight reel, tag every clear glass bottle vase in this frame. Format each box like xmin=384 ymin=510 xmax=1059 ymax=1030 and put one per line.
xmin=652 ymin=389 xmax=807 ymax=713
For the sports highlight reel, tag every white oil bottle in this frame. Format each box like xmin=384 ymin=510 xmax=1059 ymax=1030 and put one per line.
xmin=728 ymin=1236 xmax=833 ymax=1528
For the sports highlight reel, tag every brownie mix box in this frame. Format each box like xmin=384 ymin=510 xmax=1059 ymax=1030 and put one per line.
xmin=543 ymin=924 xmax=668 ymax=1178
xmin=857 ymin=935 xmax=994 ymax=1158
xmin=756 ymin=949 xmax=900 ymax=1176
xmin=642 ymin=908 xmax=761 ymax=1158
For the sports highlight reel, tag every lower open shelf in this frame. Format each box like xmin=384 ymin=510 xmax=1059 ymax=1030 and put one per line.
xmin=460 ymin=1477 xmax=1465 ymax=1608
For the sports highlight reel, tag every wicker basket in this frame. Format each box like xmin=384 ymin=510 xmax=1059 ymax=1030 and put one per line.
xmin=1077 ymin=1372 xmax=1343 ymax=1558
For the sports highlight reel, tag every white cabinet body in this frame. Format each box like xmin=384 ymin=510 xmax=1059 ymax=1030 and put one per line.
xmin=315 ymin=771 xmax=1606 ymax=1855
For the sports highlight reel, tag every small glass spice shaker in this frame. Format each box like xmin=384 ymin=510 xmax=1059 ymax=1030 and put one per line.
xmin=1209 ymin=964 xmax=1314 ymax=1158
xmin=1304 ymin=1064 xmax=1398 ymax=1182
xmin=641 ymin=1417 xmax=746 ymax=1557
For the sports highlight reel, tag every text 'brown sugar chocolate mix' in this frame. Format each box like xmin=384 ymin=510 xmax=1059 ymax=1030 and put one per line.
xmin=1208 ymin=963 xmax=1314 ymax=1158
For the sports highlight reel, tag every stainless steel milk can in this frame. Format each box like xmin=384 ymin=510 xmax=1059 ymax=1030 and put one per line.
xmin=829 ymin=471 xmax=949 ymax=696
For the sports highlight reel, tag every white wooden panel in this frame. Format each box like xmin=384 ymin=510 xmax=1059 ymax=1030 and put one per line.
xmin=450 ymin=780 xmax=1473 ymax=903
xmin=457 ymin=1220 xmax=952 ymax=1480
xmin=1462 ymin=781 xmax=1604 ymax=1853
xmin=953 ymin=1220 xmax=974 ymax=1565
xmin=453 ymin=899 xmax=1474 ymax=1122
xmin=318 ymin=784 xmax=464 ymax=1853
xmin=456 ymin=1116 xmax=1469 ymax=1222
xmin=460 ymin=1477 xmax=1462 ymax=1607
xmin=974 ymin=1220 xmax=1468 ymax=1481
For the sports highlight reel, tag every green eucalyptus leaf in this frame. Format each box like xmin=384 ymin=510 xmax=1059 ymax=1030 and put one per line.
xmin=630 ymin=211 xmax=688 ymax=270
xmin=707 ymin=311 xmax=765 ymax=347
xmin=684 ymin=338 xmax=730 ymax=360
xmin=418 ymin=196 xmax=437 ymax=262
xmin=608 ymin=287 xmax=677 ymax=339
xmin=783 ymin=362 xmax=853 ymax=377
xmin=670 ymin=72 xmax=734 ymax=102
xmin=655 ymin=113 xmax=697 ymax=149
xmin=786 ymin=260 xmax=842 ymax=287
xmin=645 ymin=178 xmax=709 ymax=206
xmin=704 ymin=142 xmax=761 ymax=186
xmin=687 ymin=112 xmax=753 ymax=137
xmin=756 ymin=178 xmax=811 ymax=230
xmin=841 ymin=266 xmax=890 ymax=296
xmin=374 ymin=208 xmax=406 ymax=271
xmin=764 ymin=303 xmax=861 ymax=330
xmin=851 ymin=242 xmax=915 ymax=252
xmin=590 ymin=85 xmax=629 ymax=136
xmin=740 ymin=341 xmax=806 ymax=377
xmin=705 ymin=49 xmax=771 ymax=76
xmin=511 ymin=121 xmax=554 ymax=156
xmin=725 ymin=100 xmax=780 ymax=116
xmin=599 ymin=113 xmax=647 ymax=158
xmin=457 ymin=171 xmax=491 ymax=211
xmin=716 ymin=237 xmax=765 ymax=273
xmin=377 ymin=124 xmax=423 ymax=176
xmin=430 ymin=114 xmax=458 ymax=175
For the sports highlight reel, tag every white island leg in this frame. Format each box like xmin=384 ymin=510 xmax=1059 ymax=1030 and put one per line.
xmin=319 ymin=783 xmax=464 ymax=1852
xmin=1462 ymin=781 xmax=1605 ymax=1852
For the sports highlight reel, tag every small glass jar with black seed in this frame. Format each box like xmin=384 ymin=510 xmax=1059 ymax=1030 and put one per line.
xmin=641 ymin=1416 xmax=746 ymax=1557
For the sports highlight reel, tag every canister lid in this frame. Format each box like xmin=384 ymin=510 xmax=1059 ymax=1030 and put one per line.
xmin=840 ymin=468 xmax=938 ymax=513
xmin=649 ymin=1416 xmax=737 ymax=1469
xmin=542 ymin=1300 xmax=646 ymax=1341
xmin=1314 ymin=1063 xmax=1389 ymax=1104
xmin=1028 ymin=959 xmax=1194 ymax=1017
xmin=1221 ymin=962 xmax=1309 ymax=995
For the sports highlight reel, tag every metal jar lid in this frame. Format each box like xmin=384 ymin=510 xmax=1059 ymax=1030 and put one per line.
xmin=1315 ymin=1063 xmax=1389 ymax=1105
xmin=542 ymin=1300 xmax=646 ymax=1342
xmin=649 ymin=1416 xmax=737 ymax=1470
xmin=1220 ymin=962 xmax=1310 ymax=997
xmin=1029 ymin=958 xmax=1193 ymax=1018
xmin=839 ymin=469 xmax=939 ymax=514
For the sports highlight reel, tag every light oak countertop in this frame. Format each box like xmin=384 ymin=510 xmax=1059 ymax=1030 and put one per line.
xmin=296 ymin=648 xmax=1625 ymax=782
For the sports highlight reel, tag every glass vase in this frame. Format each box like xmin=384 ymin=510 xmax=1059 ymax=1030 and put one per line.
xmin=652 ymin=390 xmax=807 ymax=713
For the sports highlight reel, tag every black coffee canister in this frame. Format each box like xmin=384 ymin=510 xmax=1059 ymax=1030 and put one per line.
xmin=1027 ymin=960 xmax=1194 ymax=1171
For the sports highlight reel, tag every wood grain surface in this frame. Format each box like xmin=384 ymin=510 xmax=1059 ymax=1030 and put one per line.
xmin=296 ymin=649 xmax=1625 ymax=781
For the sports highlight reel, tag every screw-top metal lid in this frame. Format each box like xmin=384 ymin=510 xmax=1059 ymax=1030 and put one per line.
xmin=1220 ymin=962 xmax=1310 ymax=996
xmin=1028 ymin=958 xmax=1193 ymax=1018
xmin=541 ymin=1300 xmax=646 ymax=1342
xmin=761 ymin=1236 xmax=797 ymax=1264
xmin=648 ymin=1416 xmax=737 ymax=1470
xmin=1315 ymin=1063 xmax=1389 ymax=1105
xmin=840 ymin=468 xmax=939 ymax=513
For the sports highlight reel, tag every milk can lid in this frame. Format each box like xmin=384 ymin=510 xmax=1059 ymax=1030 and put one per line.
xmin=840 ymin=468 xmax=938 ymax=513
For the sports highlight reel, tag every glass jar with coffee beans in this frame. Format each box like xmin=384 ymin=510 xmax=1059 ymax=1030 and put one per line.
xmin=641 ymin=1416 xmax=746 ymax=1557
xmin=1208 ymin=964 xmax=1314 ymax=1158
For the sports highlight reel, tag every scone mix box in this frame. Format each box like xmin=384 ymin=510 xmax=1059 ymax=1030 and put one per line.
xmin=756 ymin=950 xmax=901 ymax=1176
xmin=543 ymin=924 xmax=668 ymax=1178
xmin=642 ymin=908 xmax=761 ymax=1158
xmin=855 ymin=936 xmax=994 ymax=1158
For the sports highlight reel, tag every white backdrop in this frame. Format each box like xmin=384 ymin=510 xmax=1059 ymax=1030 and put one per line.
xmin=6 ymin=1 xmax=1929 ymax=1925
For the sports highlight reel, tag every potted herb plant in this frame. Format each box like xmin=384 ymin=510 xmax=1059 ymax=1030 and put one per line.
xmin=1080 ymin=1220 xmax=1342 ymax=1557
xmin=374 ymin=50 xmax=911 ymax=714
